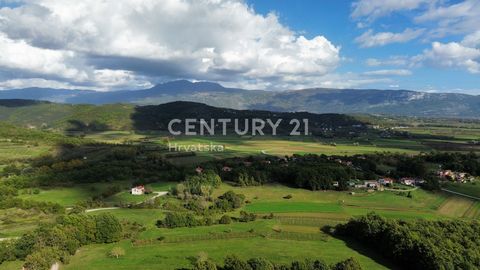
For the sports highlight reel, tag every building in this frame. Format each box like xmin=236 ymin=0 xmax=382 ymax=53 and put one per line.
xmin=131 ymin=185 xmax=145 ymax=195
xmin=378 ymin=178 xmax=394 ymax=186
xmin=401 ymin=178 xmax=415 ymax=186
xmin=364 ymin=180 xmax=379 ymax=189
xmin=195 ymin=166 xmax=204 ymax=174
xmin=222 ymin=166 xmax=232 ymax=172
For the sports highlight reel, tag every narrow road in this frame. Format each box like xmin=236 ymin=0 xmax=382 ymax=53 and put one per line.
xmin=441 ymin=188 xmax=480 ymax=201
xmin=136 ymin=191 xmax=168 ymax=205
xmin=385 ymin=187 xmax=418 ymax=192
xmin=0 ymin=237 xmax=19 ymax=241
xmin=85 ymin=207 xmax=120 ymax=213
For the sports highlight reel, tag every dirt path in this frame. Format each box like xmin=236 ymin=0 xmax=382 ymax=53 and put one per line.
xmin=84 ymin=207 xmax=120 ymax=213
xmin=136 ymin=191 xmax=168 ymax=205
xmin=384 ymin=187 xmax=418 ymax=192
xmin=0 ymin=237 xmax=19 ymax=241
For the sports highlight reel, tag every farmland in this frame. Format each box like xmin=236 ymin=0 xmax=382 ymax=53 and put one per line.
xmin=1 ymin=111 xmax=480 ymax=270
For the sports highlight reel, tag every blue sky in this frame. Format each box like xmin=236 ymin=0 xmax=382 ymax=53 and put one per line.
xmin=0 ymin=0 xmax=479 ymax=93
xmin=247 ymin=0 xmax=480 ymax=93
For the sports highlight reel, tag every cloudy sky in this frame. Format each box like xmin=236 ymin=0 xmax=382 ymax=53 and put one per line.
xmin=0 ymin=0 xmax=479 ymax=93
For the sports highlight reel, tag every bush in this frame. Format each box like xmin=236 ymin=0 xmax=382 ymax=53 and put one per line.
xmin=332 ymin=257 xmax=362 ymax=270
xmin=219 ymin=215 xmax=232 ymax=224
xmin=214 ymin=191 xmax=245 ymax=212
xmin=238 ymin=211 xmax=256 ymax=223
xmin=157 ymin=212 xmax=200 ymax=228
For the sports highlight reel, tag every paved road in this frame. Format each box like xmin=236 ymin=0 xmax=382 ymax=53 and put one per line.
xmin=441 ymin=188 xmax=480 ymax=201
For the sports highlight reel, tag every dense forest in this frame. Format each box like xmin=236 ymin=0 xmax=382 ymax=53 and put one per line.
xmin=334 ymin=213 xmax=480 ymax=270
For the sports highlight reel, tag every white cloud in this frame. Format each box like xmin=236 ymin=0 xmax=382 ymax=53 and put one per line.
xmin=365 ymin=56 xmax=409 ymax=67
xmin=415 ymin=0 xmax=480 ymax=37
xmin=0 ymin=0 xmax=340 ymax=90
xmin=364 ymin=69 xmax=412 ymax=76
xmin=462 ymin=31 xmax=480 ymax=48
xmin=418 ymin=41 xmax=480 ymax=74
xmin=0 ymin=33 xmax=87 ymax=81
xmin=355 ymin=28 xmax=424 ymax=48
xmin=352 ymin=0 xmax=431 ymax=22
xmin=0 ymin=78 xmax=80 ymax=90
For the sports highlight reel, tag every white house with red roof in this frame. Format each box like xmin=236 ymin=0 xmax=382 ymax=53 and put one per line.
xmin=131 ymin=185 xmax=146 ymax=195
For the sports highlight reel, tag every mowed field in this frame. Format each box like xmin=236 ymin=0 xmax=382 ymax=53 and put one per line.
xmin=0 ymin=141 xmax=51 ymax=162
xmin=1 ymin=184 xmax=473 ymax=270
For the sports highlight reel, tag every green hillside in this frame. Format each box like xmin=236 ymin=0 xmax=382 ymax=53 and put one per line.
xmin=0 ymin=101 xmax=135 ymax=131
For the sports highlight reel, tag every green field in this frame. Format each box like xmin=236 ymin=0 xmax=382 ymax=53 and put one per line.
xmin=18 ymin=182 xmax=175 ymax=207
xmin=442 ymin=182 xmax=480 ymax=198
xmin=53 ymin=183 xmax=476 ymax=270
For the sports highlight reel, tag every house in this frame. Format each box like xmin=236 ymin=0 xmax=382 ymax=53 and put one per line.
xmin=332 ymin=181 xmax=339 ymax=187
xmin=401 ymin=178 xmax=415 ymax=186
xmin=195 ymin=166 xmax=204 ymax=174
xmin=131 ymin=185 xmax=145 ymax=195
xmin=222 ymin=166 xmax=232 ymax=172
xmin=365 ymin=180 xmax=379 ymax=189
xmin=354 ymin=183 xmax=367 ymax=188
xmin=378 ymin=178 xmax=394 ymax=186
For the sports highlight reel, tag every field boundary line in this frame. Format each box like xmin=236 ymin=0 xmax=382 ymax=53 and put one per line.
xmin=441 ymin=189 xmax=480 ymax=201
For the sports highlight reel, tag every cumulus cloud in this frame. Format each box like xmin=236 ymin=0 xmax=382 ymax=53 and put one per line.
xmin=0 ymin=33 xmax=87 ymax=81
xmin=0 ymin=0 xmax=341 ymax=90
xmin=351 ymin=0 xmax=431 ymax=22
xmin=418 ymin=41 xmax=480 ymax=74
xmin=364 ymin=69 xmax=412 ymax=76
xmin=355 ymin=28 xmax=424 ymax=48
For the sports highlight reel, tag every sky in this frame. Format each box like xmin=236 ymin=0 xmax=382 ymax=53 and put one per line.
xmin=0 ymin=0 xmax=479 ymax=94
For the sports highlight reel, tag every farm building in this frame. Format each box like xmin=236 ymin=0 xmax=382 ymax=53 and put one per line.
xmin=131 ymin=185 xmax=145 ymax=195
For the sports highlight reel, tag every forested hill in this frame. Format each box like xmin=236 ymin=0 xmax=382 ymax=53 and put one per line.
xmin=132 ymin=101 xmax=366 ymax=136
xmin=0 ymin=100 xmax=367 ymax=136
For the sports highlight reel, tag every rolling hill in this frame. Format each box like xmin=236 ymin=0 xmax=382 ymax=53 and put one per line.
xmin=0 ymin=100 xmax=367 ymax=136
xmin=1 ymin=80 xmax=480 ymax=118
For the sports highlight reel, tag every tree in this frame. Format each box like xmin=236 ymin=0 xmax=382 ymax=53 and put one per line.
xmin=109 ymin=247 xmax=125 ymax=259
xmin=332 ymin=257 xmax=362 ymax=270
xmin=94 ymin=214 xmax=122 ymax=243
xmin=23 ymin=247 xmax=61 ymax=270
xmin=247 ymin=257 xmax=274 ymax=270
xmin=223 ymin=255 xmax=252 ymax=270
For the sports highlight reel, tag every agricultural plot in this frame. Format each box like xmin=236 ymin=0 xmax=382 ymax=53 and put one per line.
xmin=437 ymin=196 xmax=478 ymax=218
xmin=0 ymin=141 xmax=50 ymax=161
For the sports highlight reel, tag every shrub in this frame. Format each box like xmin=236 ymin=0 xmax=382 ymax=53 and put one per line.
xmin=219 ymin=215 xmax=232 ymax=224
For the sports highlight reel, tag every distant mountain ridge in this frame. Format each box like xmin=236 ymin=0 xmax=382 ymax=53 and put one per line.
xmin=1 ymin=80 xmax=479 ymax=118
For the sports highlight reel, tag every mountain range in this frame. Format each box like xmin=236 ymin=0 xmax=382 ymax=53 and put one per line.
xmin=1 ymin=80 xmax=479 ymax=118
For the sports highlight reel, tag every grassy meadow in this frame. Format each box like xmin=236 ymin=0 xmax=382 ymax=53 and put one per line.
xmin=2 ymin=183 xmax=474 ymax=270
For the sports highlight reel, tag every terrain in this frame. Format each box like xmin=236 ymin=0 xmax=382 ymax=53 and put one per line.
xmin=1 ymin=80 xmax=480 ymax=118
xmin=0 ymin=100 xmax=479 ymax=270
